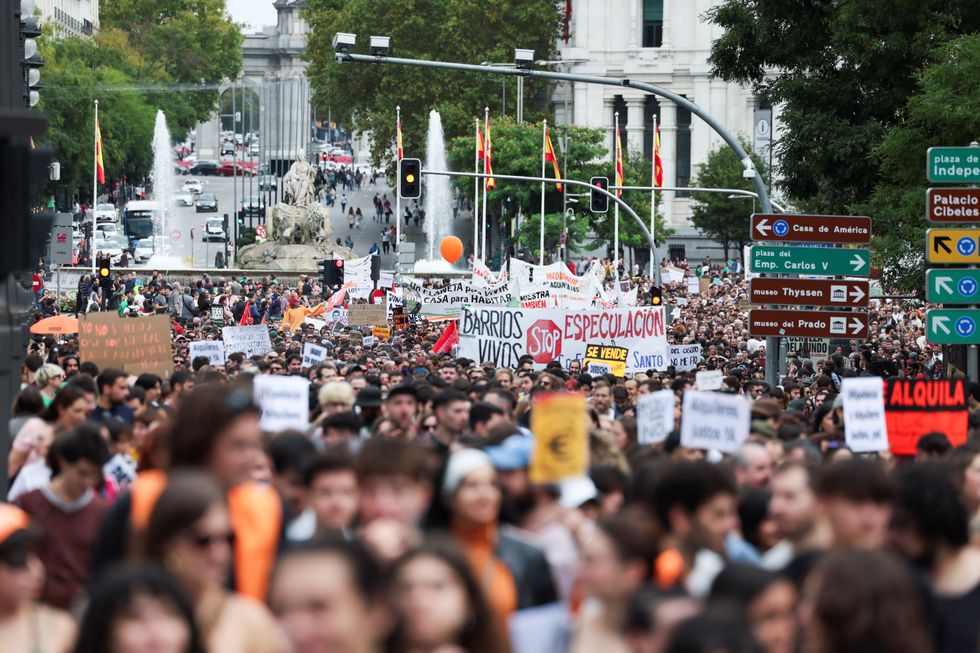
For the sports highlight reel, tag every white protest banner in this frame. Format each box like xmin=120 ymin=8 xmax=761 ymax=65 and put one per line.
xmin=189 ymin=340 xmax=225 ymax=366
xmin=637 ymin=390 xmax=675 ymax=445
xmin=221 ymin=325 xmax=273 ymax=357
xmin=305 ymin=317 xmax=327 ymax=332
xmin=842 ymin=377 xmax=889 ymax=453
xmin=402 ymin=278 xmax=514 ymax=316
xmin=301 ymin=342 xmax=328 ymax=368
xmin=687 ymin=277 xmax=700 ymax=295
xmin=253 ymin=375 xmax=310 ymax=432
xmin=458 ymin=305 xmax=668 ymax=373
xmin=680 ymin=390 xmax=751 ymax=453
xmin=362 ymin=335 xmax=377 ymax=348
xmin=695 ymin=369 xmax=723 ymax=391
xmin=669 ymin=344 xmax=702 ymax=372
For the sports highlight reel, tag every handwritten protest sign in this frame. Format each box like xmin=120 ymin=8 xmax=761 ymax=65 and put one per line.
xmin=301 ymin=343 xmax=328 ymax=368
xmin=583 ymin=344 xmax=628 ymax=377
xmin=372 ymin=326 xmax=391 ymax=340
xmin=348 ymin=299 xmax=387 ymax=326
xmin=79 ymin=313 xmax=172 ymax=378
xmin=253 ymin=375 xmax=310 ymax=432
xmin=669 ymin=344 xmax=702 ymax=372
xmin=680 ymin=390 xmax=750 ymax=453
xmin=221 ymin=325 xmax=273 ymax=357
xmin=637 ymin=390 xmax=676 ymax=445
xmin=695 ymin=369 xmax=723 ymax=391
xmin=189 ymin=340 xmax=225 ymax=366
xmin=529 ymin=393 xmax=588 ymax=483
xmin=842 ymin=377 xmax=889 ymax=453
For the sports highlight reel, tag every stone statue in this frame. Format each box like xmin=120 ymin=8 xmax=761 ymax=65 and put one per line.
xmin=282 ymin=160 xmax=316 ymax=208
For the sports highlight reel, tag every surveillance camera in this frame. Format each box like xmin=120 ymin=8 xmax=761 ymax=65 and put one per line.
xmin=514 ymin=48 xmax=535 ymax=69
xmin=370 ymin=36 xmax=390 ymax=57
xmin=332 ymin=32 xmax=356 ymax=53
xmin=742 ymin=168 xmax=756 ymax=179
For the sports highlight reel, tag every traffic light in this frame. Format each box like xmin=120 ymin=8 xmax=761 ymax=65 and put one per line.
xmin=20 ymin=2 xmax=43 ymax=108
xmin=319 ymin=259 xmax=345 ymax=286
xmin=590 ymin=176 xmax=609 ymax=213
xmin=399 ymin=158 xmax=421 ymax=199
xmin=370 ymin=254 xmax=381 ymax=282
xmin=98 ymin=257 xmax=111 ymax=289
xmin=650 ymin=286 xmax=663 ymax=306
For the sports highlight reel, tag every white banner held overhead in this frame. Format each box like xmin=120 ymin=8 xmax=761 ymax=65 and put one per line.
xmin=637 ymin=390 xmax=676 ymax=445
xmin=695 ymin=369 xmax=723 ymax=391
xmin=253 ymin=375 xmax=310 ymax=432
xmin=301 ymin=342 xmax=328 ymax=368
xmin=669 ymin=344 xmax=702 ymax=372
xmin=221 ymin=325 xmax=273 ymax=358
xmin=680 ymin=390 xmax=751 ymax=454
xmin=188 ymin=340 xmax=225 ymax=366
xmin=841 ymin=377 xmax=889 ymax=453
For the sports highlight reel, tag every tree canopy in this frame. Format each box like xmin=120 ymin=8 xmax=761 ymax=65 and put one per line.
xmin=303 ymin=0 xmax=561 ymax=168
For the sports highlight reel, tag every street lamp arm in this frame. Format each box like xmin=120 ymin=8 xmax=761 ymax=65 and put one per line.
xmin=612 ymin=185 xmax=789 ymax=213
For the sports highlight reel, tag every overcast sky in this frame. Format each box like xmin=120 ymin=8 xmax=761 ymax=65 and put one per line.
xmin=226 ymin=0 xmax=277 ymax=32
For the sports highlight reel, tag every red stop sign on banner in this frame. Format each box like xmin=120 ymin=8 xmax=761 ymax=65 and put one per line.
xmin=527 ymin=319 xmax=562 ymax=364
xmin=370 ymin=289 xmax=385 ymax=304
xmin=32 ymin=274 xmax=41 ymax=293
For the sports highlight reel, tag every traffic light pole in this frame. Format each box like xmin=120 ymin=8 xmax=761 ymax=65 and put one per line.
xmin=421 ymin=169 xmax=661 ymax=287
xmin=337 ymin=48 xmax=782 ymax=389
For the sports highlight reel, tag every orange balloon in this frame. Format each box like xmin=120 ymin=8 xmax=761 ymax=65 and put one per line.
xmin=440 ymin=236 xmax=463 ymax=264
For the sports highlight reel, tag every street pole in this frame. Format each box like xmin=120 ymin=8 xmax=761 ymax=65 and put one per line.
xmin=473 ymin=117 xmax=479 ymax=263
xmin=650 ymin=115 xmax=658 ymax=274
xmin=395 ymin=105 xmax=402 ymax=268
xmin=517 ymin=76 xmax=524 ymax=123
xmin=482 ymin=107 xmax=489 ymax=263
xmin=231 ymin=84 xmax=237 ymax=265
xmin=91 ymin=99 xmax=98 ymax=276
xmin=539 ymin=120 xmax=546 ymax=265
xmin=562 ymin=128 xmax=568 ymax=264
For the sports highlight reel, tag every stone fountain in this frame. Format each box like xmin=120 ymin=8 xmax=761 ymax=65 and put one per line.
xmin=237 ymin=160 xmax=355 ymax=270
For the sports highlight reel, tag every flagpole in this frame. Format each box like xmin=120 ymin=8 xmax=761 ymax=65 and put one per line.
xmin=92 ymin=99 xmax=98 ymax=276
xmin=613 ymin=111 xmax=619 ymax=283
xmin=473 ymin=118 xmax=479 ymax=265
xmin=539 ymin=120 xmax=547 ymax=266
xmin=650 ymin=114 xmax=657 ymax=276
xmin=395 ymin=105 xmax=401 ymax=273
xmin=482 ymin=107 xmax=489 ymax=263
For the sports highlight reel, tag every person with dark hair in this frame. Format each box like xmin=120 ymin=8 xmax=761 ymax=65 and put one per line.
xmin=571 ymin=513 xmax=659 ymax=653
xmin=138 ymin=471 xmax=281 ymax=653
xmin=305 ymin=449 xmax=359 ymax=537
xmin=16 ymin=423 xmax=111 ymax=609
xmin=73 ymin=564 xmax=207 ymax=653
xmin=798 ymin=550 xmax=932 ymax=653
xmin=891 ymin=463 xmax=980 ymax=653
xmin=383 ymin=383 xmax=419 ymax=440
xmin=134 ymin=373 xmax=163 ymax=408
xmin=709 ymin=564 xmax=797 ymax=653
xmin=8 ymin=385 xmax=90 ymax=483
xmin=429 ymin=389 xmax=471 ymax=449
xmin=9 ymin=385 xmax=45 ymax=441
xmin=468 ymin=401 xmax=507 ymax=440
xmin=665 ymin=606 xmax=765 ymax=653
xmin=729 ymin=488 xmax=779 ymax=565
xmin=0 ymin=504 xmax=77 ymax=653
xmin=650 ymin=460 xmax=738 ymax=594
xmin=320 ymin=411 xmax=364 ymax=447
xmin=815 ymin=458 xmax=894 ymax=549
xmin=266 ymin=432 xmax=318 ymax=541
xmin=388 ymin=539 xmax=504 ymax=653
xmin=915 ymin=432 xmax=953 ymax=460
xmin=763 ymin=462 xmax=830 ymax=572
xmin=269 ymin=537 xmax=391 ymax=653
xmin=92 ymin=368 xmax=134 ymax=426
xmin=163 ymin=370 xmax=195 ymax=411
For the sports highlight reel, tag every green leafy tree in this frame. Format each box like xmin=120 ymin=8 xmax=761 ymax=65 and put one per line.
xmin=516 ymin=212 xmax=591 ymax=261
xmin=706 ymin=0 xmax=980 ymax=214
xmin=865 ymin=34 xmax=980 ymax=291
xmin=303 ymin=0 xmax=561 ymax=168
xmin=688 ymin=141 xmax=769 ymax=260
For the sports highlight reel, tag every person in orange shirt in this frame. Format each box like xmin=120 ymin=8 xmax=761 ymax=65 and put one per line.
xmin=280 ymin=293 xmax=325 ymax=332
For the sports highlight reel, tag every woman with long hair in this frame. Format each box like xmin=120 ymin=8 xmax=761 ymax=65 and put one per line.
xmin=388 ymin=540 xmax=503 ymax=653
xmin=8 ymin=386 xmax=90 ymax=481
xmin=139 ymin=470 xmax=283 ymax=653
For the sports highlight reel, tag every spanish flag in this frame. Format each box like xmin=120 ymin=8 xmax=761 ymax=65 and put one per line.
xmin=485 ymin=118 xmax=496 ymax=190
xmin=614 ymin=125 xmax=624 ymax=197
xmin=396 ymin=114 xmax=404 ymax=161
xmin=544 ymin=128 xmax=563 ymax=192
xmin=95 ymin=117 xmax=106 ymax=185
xmin=653 ymin=121 xmax=663 ymax=188
xmin=477 ymin=124 xmax=485 ymax=160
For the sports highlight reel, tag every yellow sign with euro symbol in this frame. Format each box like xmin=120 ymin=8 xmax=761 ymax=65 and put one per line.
xmin=927 ymin=229 xmax=980 ymax=264
xmin=529 ymin=393 xmax=588 ymax=484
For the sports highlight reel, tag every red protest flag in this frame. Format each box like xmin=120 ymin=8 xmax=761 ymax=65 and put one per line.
xmin=432 ymin=320 xmax=459 ymax=355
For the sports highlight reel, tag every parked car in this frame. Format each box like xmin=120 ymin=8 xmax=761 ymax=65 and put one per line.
xmin=95 ymin=222 xmax=120 ymax=237
xmin=204 ymin=217 xmax=226 ymax=242
xmin=181 ymin=179 xmax=203 ymax=194
xmin=174 ymin=192 xmax=194 ymax=207
xmin=195 ymin=193 xmax=218 ymax=212
xmin=249 ymin=142 xmax=260 ymax=155
xmin=216 ymin=161 xmax=255 ymax=177
xmin=93 ymin=203 xmax=118 ymax=223
xmin=258 ymin=174 xmax=277 ymax=191
xmin=242 ymin=196 xmax=266 ymax=217
xmin=134 ymin=236 xmax=162 ymax=263
xmin=187 ymin=160 xmax=219 ymax=176
xmin=93 ymin=234 xmax=124 ymax=264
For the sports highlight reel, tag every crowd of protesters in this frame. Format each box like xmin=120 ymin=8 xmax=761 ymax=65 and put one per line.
xmin=5 ymin=253 xmax=980 ymax=653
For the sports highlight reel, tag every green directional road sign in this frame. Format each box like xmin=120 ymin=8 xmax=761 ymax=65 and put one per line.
xmin=926 ymin=270 xmax=980 ymax=304
xmin=749 ymin=246 xmax=870 ymax=277
xmin=927 ymin=147 xmax=980 ymax=183
xmin=926 ymin=309 xmax=980 ymax=344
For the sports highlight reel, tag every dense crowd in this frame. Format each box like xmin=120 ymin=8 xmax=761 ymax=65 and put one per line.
xmin=5 ymin=255 xmax=980 ymax=653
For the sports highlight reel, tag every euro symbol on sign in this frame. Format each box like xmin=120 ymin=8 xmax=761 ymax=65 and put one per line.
xmin=548 ymin=435 xmax=569 ymax=460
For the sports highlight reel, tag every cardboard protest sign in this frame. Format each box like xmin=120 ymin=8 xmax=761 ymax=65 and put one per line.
xmin=883 ymin=379 xmax=968 ymax=455
xmin=372 ymin=326 xmax=391 ymax=340
xmin=79 ymin=313 xmax=172 ymax=378
xmin=458 ymin=306 xmax=668 ymax=373
xmin=302 ymin=342 xmax=328 ymax=368
xmin=841 ymin=377 xmax=889 ymax=453
xmin=669 ymin=344 xmax=702 ymax=372
xmin=221 ymin=325 xmax=273 ymax=357
xmin=253 ymin=375 xmax=310 ymax=432
xmin=529 ymin=393 xmax=588 ymax=483
xmin=583 ymin=344 xmax=628 ymax=377
xmin=392 ymin=306 xmax=409 ymax=330
xmin=695 ymin=369 xmax=723 ymax=391
xmin=637 ymin=390 xmax=675 ymax=445
xmin=680 ymin=390 xmax=750 ymax=453
xmin=189 ymin=340 xmax=225 ymax=366
xmin=348 ymin=299 xmax=387 ymax=326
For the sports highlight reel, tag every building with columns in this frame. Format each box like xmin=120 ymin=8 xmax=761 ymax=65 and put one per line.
xmin=35 ymin=0 xmax=99 ymax=37
xmin=556 ymin=0 xmax=779 ymax=262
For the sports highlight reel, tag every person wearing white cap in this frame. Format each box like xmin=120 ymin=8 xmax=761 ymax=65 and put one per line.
xmin=441 ymin=448 xmax=557 ymax=634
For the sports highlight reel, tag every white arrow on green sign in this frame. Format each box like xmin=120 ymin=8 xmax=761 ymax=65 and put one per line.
xmin=749 ymin=246 xmax=870 ymax=277
xmin=927 ymin=309 xmax=980 ymax=344
xmin=926 ymin=269 xmax=980 ymax=304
